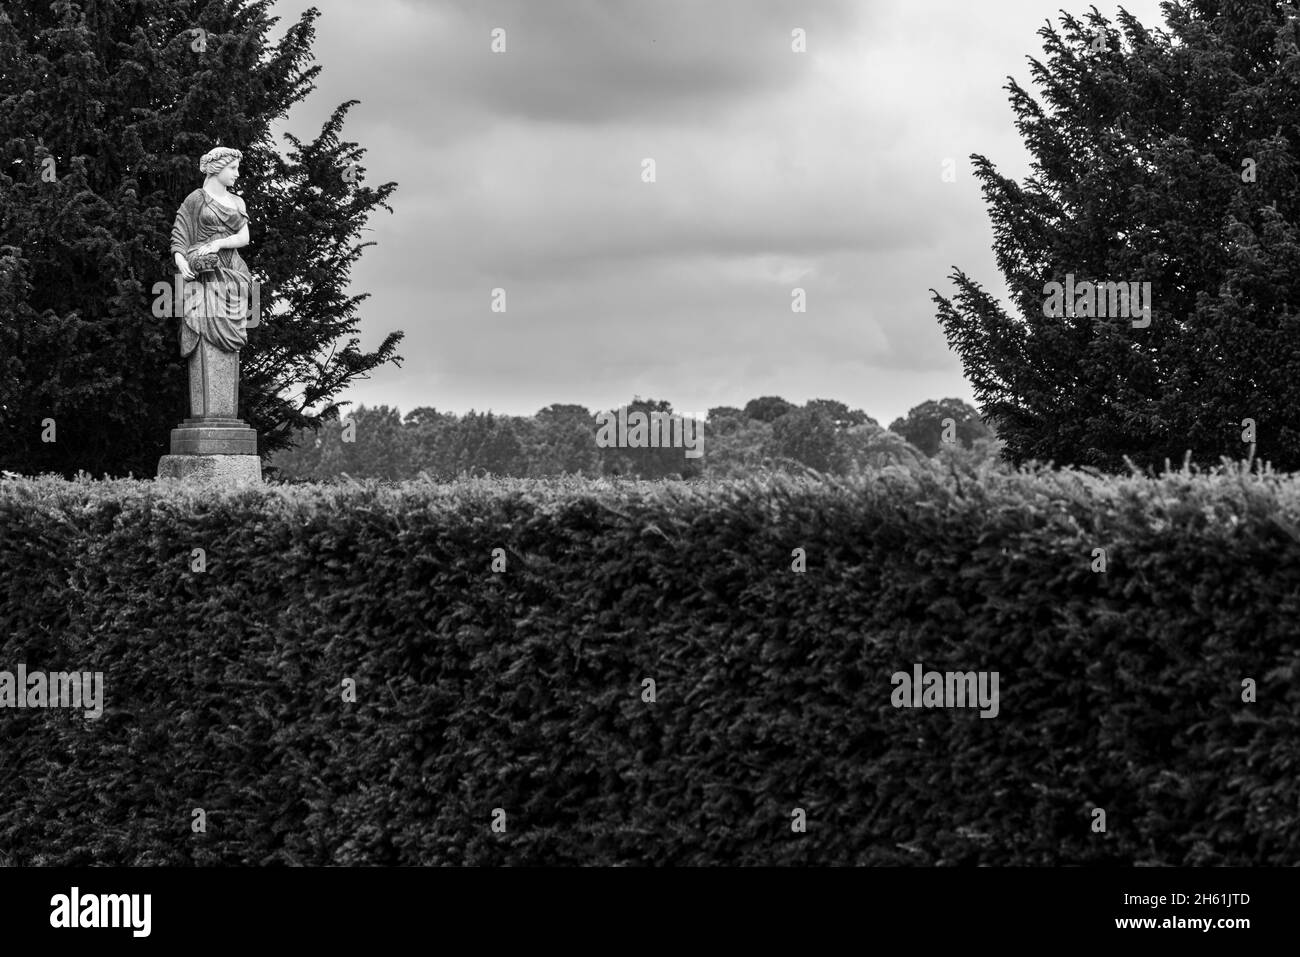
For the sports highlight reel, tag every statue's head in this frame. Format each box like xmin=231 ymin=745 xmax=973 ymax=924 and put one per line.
xmin=199 ymin=146 xmax=242 ymax=187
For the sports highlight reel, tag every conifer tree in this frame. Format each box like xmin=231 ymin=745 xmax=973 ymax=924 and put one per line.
xmin=932 ymin=1 xmax=1300 ymax=471
xmin=0 ymin=0 xmax=402 ymax=476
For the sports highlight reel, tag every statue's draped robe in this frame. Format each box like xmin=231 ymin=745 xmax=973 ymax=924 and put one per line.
xmin=169 ymin=188 xmax=250 ymax=355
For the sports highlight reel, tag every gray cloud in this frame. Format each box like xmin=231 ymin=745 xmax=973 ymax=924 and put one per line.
xmin=429 ymin=0 xmax=870 ymax=124
xmin=267 ymin=0 xmax=1171 ymax=426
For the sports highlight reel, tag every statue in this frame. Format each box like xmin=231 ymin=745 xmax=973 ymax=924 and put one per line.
xmin=156 ymin=146 xmax=261 ymax=484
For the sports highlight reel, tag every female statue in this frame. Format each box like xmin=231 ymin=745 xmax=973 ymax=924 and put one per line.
xmin=169 ymin=146 xmax=252 ymax=417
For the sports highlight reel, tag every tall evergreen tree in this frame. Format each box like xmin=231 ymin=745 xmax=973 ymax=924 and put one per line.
xmin=932 ymin=1 xmax=1300 ymax=471
xmin=0 ymin=0 xmax=401 ymax=476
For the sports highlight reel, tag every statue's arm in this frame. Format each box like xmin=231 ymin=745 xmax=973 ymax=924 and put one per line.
xmin=214 ymin=224 xmax=250 ymax=251
xmin=213 ymin=196 xmax=250 ymax=251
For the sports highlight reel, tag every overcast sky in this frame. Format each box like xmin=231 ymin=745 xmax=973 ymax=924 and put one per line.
xmin=267 ymin=0 xmax=1168 ymax=426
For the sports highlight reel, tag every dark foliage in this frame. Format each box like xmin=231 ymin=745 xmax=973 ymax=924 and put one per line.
xmin=889 ymin=397 xmax=992 ymax=456
xmin=1 ymin=463 xmax=1294 ymax=864
xmin=933 ymin=1 xmax=1300 ymax=471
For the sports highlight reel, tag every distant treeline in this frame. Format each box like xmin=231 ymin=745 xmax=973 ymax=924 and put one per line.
xmin=268 ymin=395 xmax=1000 ymax=482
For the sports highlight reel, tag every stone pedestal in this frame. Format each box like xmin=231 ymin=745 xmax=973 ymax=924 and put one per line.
xmin=169 ymin=416 xmax=257 ymax=454
xmin=158 ymin=453 xmax=262 ymax=485
xmin=186 ymin=339 xmax=241 ymax=417
xmin=157 ymin=333 xmax=261 ymax=484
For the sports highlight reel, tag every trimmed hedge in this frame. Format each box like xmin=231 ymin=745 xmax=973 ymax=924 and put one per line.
xmin=1 ymin=464 xmax=1297 ymax=865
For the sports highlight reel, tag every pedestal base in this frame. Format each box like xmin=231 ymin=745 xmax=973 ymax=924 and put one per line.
xmin=157 ymin=454 xmax=262 ymax=485
xmin=170 ymin=416 xmax=258 ymax=455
